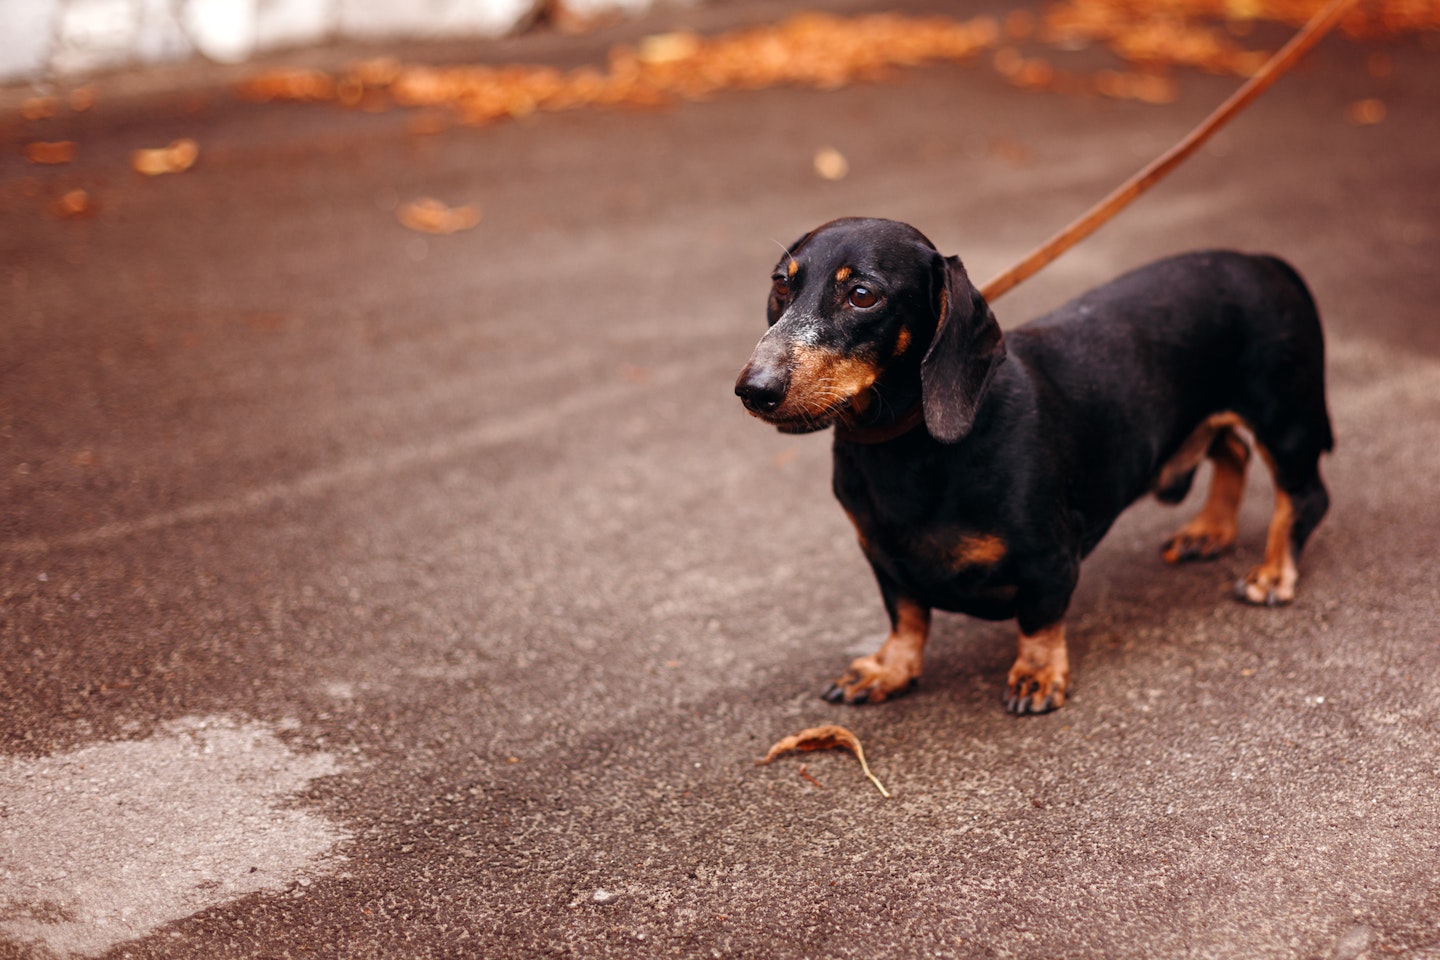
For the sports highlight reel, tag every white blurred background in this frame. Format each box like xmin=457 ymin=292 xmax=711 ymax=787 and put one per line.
xmin=0 ymin=0 xmax=664 ymax=81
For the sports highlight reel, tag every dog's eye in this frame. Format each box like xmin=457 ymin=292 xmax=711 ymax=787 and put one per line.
xmin=848 ymin=286 xmax=878 ymax=309
xmin=772 ymin=276 xmax=791 ymax=298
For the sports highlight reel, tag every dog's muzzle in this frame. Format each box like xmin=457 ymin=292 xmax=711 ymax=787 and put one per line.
xmin=734 ymin=333 xmax=792 ymax=416
xmin=734 ymin=361 xmax=788 ymax=415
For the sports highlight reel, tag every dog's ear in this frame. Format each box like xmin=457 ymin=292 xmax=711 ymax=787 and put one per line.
xmin=921 ymin=254 xmax=1006 ymax=444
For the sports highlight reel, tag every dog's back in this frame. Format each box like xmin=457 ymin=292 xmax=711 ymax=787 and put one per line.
xmin=1008 ymin=251 xmax=1332 ymax=525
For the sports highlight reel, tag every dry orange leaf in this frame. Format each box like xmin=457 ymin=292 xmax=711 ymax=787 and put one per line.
xmin=637 ymin=31 xmax=703 ymax=65
xmin=24 ymin=141 xmax=76 ymax=165
xmin=397 ymin=197 xmax=481 ymax=234
xmin=813 ymin=146 xmax=849 ymax=181
xmin=132 ymin=138 xmax=198 ymax=175
xmin=51 ymin=188 xmax=94 ymax=219
xmin=20 ymin=96 xmax=58 ymax=120
xmin=1347 ymin=97 xmax=1386 ymax=125
xmin=236 ymin=68 xmax=338 ymax=102
xmin=758 ymin=724 xmax=891 ymax=797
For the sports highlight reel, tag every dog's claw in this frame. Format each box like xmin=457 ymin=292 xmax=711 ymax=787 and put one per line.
xmin=1010 ymin=694 xmax=1059 ymax=715
xmin=823 ymin=679 xmax=864 ymax=711
xmin=1162 ymin=538 xmax=1195 ymax=562
xmin=1003 ymin=679 xmax=1065 ymax=716
xmin=1162 ymin=528 xmax=1234 ymax=565
xmin=1234 ymin=576 xmax=1293 ymax=607
xmin=822 ymin=672 xmax=914 ymax=705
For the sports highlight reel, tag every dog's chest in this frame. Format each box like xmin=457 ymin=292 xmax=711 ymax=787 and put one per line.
xmin=841 ymin=486 xmax=1006 ymax=575
xmin=870 ymin=518 xmax=1004 ymax=574
xmin=834 ymin=452 xmax=1024 ymax=616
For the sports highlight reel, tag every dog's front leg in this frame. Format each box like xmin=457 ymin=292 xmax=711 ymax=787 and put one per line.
xmin=823 ymin=596 xmax=930 ymax=705
xmin=1005 ymin=622 xmax=1070 ymax=715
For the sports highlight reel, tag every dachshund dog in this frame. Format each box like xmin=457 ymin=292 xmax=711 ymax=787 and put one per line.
xmin=735 ymin=218 xmax=1332 ymax=714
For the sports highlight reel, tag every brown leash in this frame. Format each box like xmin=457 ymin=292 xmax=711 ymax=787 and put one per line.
xmin=839 ymin=0 xmax=1357 ymax=446
xmin=978 ymin=0 xmax=1359 ymax=303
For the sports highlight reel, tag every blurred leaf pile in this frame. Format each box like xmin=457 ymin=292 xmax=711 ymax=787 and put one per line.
xmin=236 ymin=0 xmax=1436 ymax=120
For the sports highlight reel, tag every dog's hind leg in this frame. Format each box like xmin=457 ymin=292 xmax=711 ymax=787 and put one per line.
xmin=1231 ymin=259 xmax=1333 ymax=605
xmin=1160 ymin=415 xmax=1251 ymax=563
xmin=1236 ymin=448 xmax=1330 ymax=606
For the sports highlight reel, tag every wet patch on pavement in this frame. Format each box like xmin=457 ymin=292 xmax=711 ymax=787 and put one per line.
xmin=0 ymin=716 xmax=349 ymax=957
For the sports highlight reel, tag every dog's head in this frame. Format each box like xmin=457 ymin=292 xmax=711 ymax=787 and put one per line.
xmin=734 ymin=217 xmax=1005 ymax=443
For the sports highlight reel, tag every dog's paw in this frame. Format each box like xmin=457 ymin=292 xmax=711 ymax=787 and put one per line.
xmin=1004 ymin=663 xmax=1068 ymax=715
xmin=822 ymin=654 xmax=917 ymax=705
xmin=1161 ymin=519 xmax=1237 ymax=564
xmin=1235 ymin=559 xmax=1297 ymax=607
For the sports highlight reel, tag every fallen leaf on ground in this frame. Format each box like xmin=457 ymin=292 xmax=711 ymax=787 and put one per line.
xmin=132 ymin=138 xmax=198 ymax=175
xmin=235 ymin=68 xmax=337 ymax=102
xmin=813 ymin=146 xmax=849 ymax=181
xmin=1346 ymin=98 xmax=1386 ymax=125
xmin=758 ymin=724 xmax=891 ymax=797
xmin=20 ymin=96 xmax=58 ymax=120
xmin=51 ymin=188 xmax=94 ymax=219
xmin=637 ymin=31 xmax=702 ymax=65
xmin=397 ymin=197 xmax=481 ymax=234
xmin=24 ymin=141 xmax=76 ymax=165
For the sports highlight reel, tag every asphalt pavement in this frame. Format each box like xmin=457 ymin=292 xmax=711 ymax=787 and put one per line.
xmin=3 ymin=3 xmax=1440 ymax=958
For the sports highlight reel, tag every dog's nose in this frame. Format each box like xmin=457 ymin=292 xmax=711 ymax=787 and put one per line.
xmin=735 ymin=366 xmax=787 ymax=414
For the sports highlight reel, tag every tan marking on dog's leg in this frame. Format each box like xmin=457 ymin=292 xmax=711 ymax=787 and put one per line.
xmin=1005 ymin=623 xmax=1070 ymax=715
xmin=1162 ymin=428 xmax=1250 ymax=563
xmin=827 ymin=600 xmax=930 ymax=705
xmin=1240 ymin=488 xmax=1298 ymax=605
xmin=843 ymin=508 xmax=872 ymax=556
xmin=1155 ymin=412 xmax=1246 ymax=493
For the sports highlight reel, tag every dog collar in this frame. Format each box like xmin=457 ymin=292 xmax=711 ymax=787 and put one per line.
xmin=834 ymin=402 xmax=926 ymax=445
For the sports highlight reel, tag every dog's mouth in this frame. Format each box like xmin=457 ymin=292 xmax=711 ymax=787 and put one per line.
xmin=750 ymin=391 xmax=867 ymax=434
xmin=736 ymin=347 xmax=881 ymax=433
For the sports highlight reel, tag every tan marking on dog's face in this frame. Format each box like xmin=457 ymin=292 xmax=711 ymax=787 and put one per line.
xmin=893 ymin=325 xmax=912 ymax=356
xmin=786 ymin=258 xmax=800 ymax=278
xmin=950 ymin=533 xmax=1007 ymax=569
xmin=772 ymin=346 xmax=879 ymax=425
xmin=834 ymin=266 xmax=852 ymax=283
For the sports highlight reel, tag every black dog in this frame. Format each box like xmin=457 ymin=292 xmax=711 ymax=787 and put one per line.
xmin=735 ymin=218 xmax=1332 ymax=714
